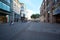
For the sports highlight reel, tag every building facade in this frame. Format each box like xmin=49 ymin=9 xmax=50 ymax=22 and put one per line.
xmin=0 ymin=0 xmax=11 ymax=23
xmin=40 ymin=0 xmax=60 ymax=23
xmin=10 ymin=0 xmax=21 ymax=22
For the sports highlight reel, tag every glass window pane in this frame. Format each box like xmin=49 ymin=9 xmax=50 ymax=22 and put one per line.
xmin=0 ymin=2 xmax=10 ymax=11
xmin=0 ymin=2 xmax=2 ymax=8
xmin=5 ymin=0 xmax=10 ymax=3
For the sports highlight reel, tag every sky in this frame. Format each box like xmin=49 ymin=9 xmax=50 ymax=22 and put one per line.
xmin=19 ymin=0 xmax=43 ymax=19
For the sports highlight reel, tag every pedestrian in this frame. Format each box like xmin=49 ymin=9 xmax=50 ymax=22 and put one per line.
xmin=9 ymin=21 xmax=12 ymax=25
xmin=10 ymin=21 xmax=14 ymax=25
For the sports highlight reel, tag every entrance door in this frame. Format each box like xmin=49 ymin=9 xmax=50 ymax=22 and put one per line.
xmin=0 ymin=16 xmax=3 ymax=23
xmin=56 ymin=15 xmax=60 ymax=23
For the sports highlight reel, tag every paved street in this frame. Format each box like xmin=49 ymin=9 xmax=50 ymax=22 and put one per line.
xmin=0 ymin=21 xmax=60 ymax=40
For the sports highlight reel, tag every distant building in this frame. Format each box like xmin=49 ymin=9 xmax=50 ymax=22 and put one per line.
xmin=20 ymin=3 xmax=25 ymax=20
xmin=40 ymin=0 xmax=60 ymax=23
xmin=0 ymin=0 xmax=11 ymax=23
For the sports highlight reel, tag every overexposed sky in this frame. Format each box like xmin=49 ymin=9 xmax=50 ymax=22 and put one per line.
xmin=25 ymin=9 xmax=34 ymax=19
xmin=19 ymin=0 xmax=43 ymax=19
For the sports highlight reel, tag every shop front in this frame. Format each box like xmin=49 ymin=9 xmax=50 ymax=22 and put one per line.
xmin=0 ymin=10 xmax=9 ymax=23
xmin=53 ymin=7 xmax=60 ymax=23
xmin=0 ymin=16 xmax=7 ymax=23
xmin=56 ymin=15 xmax=60 ymax=23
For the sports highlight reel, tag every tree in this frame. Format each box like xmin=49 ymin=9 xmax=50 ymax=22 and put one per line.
xmin=31 ymin=14 xmax=40 ymax=19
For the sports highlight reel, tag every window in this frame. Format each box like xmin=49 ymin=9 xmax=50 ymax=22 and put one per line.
xmin=0 ymin=2 xmax=10 ymax=11
xmin=53 ymin=6 xmax=60 ymax=15
xmin=21 ymin=6 xmax=24 ymax=10
xmin=55 ymin=0 xmax=57 ymax=2
xmin=5 ymin=0 xmax=10 ymax=3
xmin=47 ymin=0 xmax=49 ymax=5
xmin=57 ymin=0 xmax=60 ymax=2
xmin=47 ymin=4 xmax=50 ymax=11
xmin=45 ymin=0 xmax=46 ymax=2
xmin=43 ymin=3 xmax=44 ymax=6
xmin=53 ymin=0 xmax=57 ymax=5
xmin=55 ymin=0 xmax=57 ymax=3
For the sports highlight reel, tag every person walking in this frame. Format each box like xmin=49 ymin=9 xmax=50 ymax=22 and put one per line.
xmin=10 ymin=20 xmax=14 ymax=25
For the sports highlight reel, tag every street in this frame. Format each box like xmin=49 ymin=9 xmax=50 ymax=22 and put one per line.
xmin=0 ymin=21 xmax=60 ymax=40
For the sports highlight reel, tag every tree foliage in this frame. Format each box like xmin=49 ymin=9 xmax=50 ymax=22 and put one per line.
xmin=31 ymin=14 xmax=40 ymax=19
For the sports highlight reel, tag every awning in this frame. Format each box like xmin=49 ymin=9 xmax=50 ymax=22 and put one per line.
xmin=53 ymin=7 xmax=60 ymax=15
xmin=0 ymin=9 xmax=10 ymax=15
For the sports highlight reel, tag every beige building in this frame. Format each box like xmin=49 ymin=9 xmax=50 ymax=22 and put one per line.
xmin=40 ymin=16 xmax=45 ymax=22
xmin=13 ymin=0 xmax=20 ymax=14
